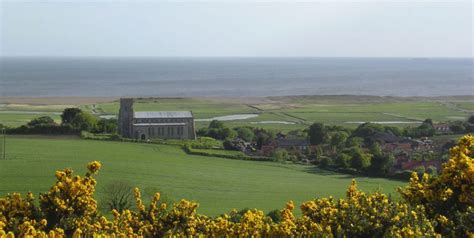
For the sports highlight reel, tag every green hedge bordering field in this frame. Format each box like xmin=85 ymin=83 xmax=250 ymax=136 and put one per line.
xmin=80 ymin=132 xmax=272 ymax=161
xmin=183 ymin=146 xmax=272 ymax=162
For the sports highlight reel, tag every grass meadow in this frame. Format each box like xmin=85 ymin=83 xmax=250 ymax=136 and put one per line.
xmin=1 ymin=96 xmax=473 ymax=131
xmin=0 ymin=136 xmax=404 ymax=216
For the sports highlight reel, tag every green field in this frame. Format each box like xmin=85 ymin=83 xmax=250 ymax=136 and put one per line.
xmin=0 ymin=137 xmax=404 ymax=216
xmin=0 ymin=112 xmax=62 ymax=127
xmin=1 ymin=96 xmax=473 ymax=131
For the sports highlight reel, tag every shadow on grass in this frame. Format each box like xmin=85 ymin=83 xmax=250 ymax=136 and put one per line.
xmin=301 ymin=165 xmax=408 ymax=183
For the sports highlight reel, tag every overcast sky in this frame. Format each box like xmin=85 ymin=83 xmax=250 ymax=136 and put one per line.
xmin=0 ymin=0 xmax=472 ymax=57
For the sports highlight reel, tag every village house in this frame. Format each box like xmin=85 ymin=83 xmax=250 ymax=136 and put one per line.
xmin=433 ymin=123 xmax=452 ymax=134
xmin=373 ymin=132 xmax=400 ymax=144
xmin=260 ymin=138 xmax=311 ymax=156
xmin=118 ymin=98 xmax=196 ymax=140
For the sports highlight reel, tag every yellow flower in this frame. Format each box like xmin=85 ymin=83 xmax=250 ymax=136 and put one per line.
xmin=87 ymin=161 xmax=102 ymax=174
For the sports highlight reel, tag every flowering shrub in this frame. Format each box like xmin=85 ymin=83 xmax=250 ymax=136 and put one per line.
xmin=400 ymin=134 xmax=473 ymax=236
xmin=1 ymin=135 xmax=473 ymax=237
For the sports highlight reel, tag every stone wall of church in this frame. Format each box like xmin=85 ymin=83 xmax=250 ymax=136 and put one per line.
xmin=133 ymin=125 xmax=191 ymax=140
xmin=118 ymin=98 xmax=134 ymax=138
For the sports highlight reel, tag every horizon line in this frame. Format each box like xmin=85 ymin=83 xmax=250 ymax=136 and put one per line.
xmin=1 ymin=55 xmax=473 ymax=59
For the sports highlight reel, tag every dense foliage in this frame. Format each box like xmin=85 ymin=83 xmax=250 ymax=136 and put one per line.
xmin=0 ymin=135 xmax=472 ymax=237
xmin=399 ymin=134 xmax=474 ymax=236
xmin=6 ymin=108 xmax=117 ymax=135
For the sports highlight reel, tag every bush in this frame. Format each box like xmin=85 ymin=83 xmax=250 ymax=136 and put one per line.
xmin=71 ymin=112 xmax=98 ymax=131
xmin=223 ymin=139 xmax=238 ymax=151
xmin=349 ymin=148 xmax=371 ymax=171
xmin=272 ymin=148 xmax=289 ymax=162
xmin=27 ymin=116 xmax=56 ymax=127
xmin=96 ymin=118 xmax=117 ymax=134
xmin=61 ymin=108 xmax=82 ymax=124
xmin=399 ymin=135 xmax=474 ymax=236
xmin=414 ymin=165 xmax=426 ymax=175
xmin=0 ymin=162 xmax=439 ymax=237
xmin=0 ymin=135 xmax=472 ymax=237
xmin=266 ymin=209 xmax=282 ymax=223
xmin=103 ymin=180 xmax=133 ymax=212
xmin=308 ymin=123 xmax=328 ymax=145
xmin=426 ymin=165 xmax=438 ymax=176
xmin=318 ymin=156 xmax=331 ymax=168
xmin=236 ymin=127 xmax=255 ymax=142
xmin=404 ymin=121 xmax=435 ymax=138
xmin=6 ymin=124 xmax=79 ymax=135
xmin=392 ymin=170 xmax=415 ymax=180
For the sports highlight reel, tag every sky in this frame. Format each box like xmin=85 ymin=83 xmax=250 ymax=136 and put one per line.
xmin=0 ymin=0 xmax=472 ymax=57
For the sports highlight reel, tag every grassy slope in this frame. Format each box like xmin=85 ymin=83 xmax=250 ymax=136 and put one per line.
xmin=0 ymin=137 xmax=404 ymax=216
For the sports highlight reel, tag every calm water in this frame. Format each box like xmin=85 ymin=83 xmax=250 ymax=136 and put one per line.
xmin=0 ymin=57 xmax=472 ymax=97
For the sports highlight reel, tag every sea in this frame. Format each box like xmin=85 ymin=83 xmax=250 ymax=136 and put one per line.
xmin=0 ymin=57 xmax=472 ymax=97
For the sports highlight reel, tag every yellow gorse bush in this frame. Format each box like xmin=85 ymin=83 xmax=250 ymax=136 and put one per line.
xmin=400 ymin=134 xmax=474 ymax=236
xmin=1 ymin=135 xmax=473 ymax=237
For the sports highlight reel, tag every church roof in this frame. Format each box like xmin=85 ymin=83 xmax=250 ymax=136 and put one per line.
xmin=133 ymin=123 xmax=187 ymax=126
xmin=134 ymin=111 xmax=193 ymax=119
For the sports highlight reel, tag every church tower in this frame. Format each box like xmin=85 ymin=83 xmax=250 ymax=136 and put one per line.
xmin=118 ymin=98 xmax=134 ymax=138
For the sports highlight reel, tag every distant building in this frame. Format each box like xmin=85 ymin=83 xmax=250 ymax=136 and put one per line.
xmin=118 ymin=98 xmax=196 ymax=140
xmin=433 ymin=123 xmax=452 ymax=134
xmin=260 ymin=138 xmax=311 ymax=156
xmin=373 ymin=132 xmax=400 ymax=144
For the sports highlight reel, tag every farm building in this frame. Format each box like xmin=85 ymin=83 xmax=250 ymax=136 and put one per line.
xmin=118 ymin=98 xmax=196 ymax=140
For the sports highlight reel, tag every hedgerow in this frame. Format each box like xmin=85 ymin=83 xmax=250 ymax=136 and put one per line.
xmin=1 ymin=135 xmax=472 ymax=237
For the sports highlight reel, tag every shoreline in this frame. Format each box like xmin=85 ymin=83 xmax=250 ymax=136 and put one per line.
xmin=0 ymin=94 xmax=473 ymax=105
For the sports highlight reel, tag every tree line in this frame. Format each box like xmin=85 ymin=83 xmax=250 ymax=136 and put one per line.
xmin=3 ymin=108 xmax=117 ymax=135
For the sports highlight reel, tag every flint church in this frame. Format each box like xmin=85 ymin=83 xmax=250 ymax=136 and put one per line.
xmin=118 ymin=98 xmax=196 ymax=140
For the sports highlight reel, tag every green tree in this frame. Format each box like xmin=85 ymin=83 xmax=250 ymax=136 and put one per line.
xmin=272 ymin=148 xmax=289 ymax=162
xmin=208 ymin=127 xmax=237 ymax=140
xmin=255 ymin=130 xmax=276 ymax=149
xmin=345 ymin=137 xmax=364 ymax=148
xmin=330 ymin=131 xmax=349 ymax=148
xmin=208 ymin=120 xmax=224 ymax=129
xmin=266 ymin=209 xmax=282 ymax=223
xmin=368 ymin=153 xmax=394 ymax=176
xmin=71 ymin=112 xmax=98 ymax=131
xmin=468 ymin=115 xmax=474 ymax=124
xmin=221 ymin=128 xmax=237 ymax=140
xmin=423 ymin=118 xmax=434 ymax=127
xmin=236 ymin=127 xmax=255 ymax=142
xmin=426 ymin=165 xmax=438 ymax=176
xmin=354 ymin=142 xmax=394 ymax=176
xmin=61 ymin=108 xmax=82 ymax=124
xmin=403 ymin=119 xmax=436 ymax=138
xmin=369 ymin=142 xmax=383 ymax=157
xmin=103 ymin=180 xmax=133 ymax=212
xmin=384 ymin=126 xmax=402 ymax=136
xmin=27 ymin=116 xmax=56 ymax=127
xmin=287 ymin=129 xmax=306 ymax=138
xmin=308 ymin=123 xmax=328 ymax=145
xmin=464 ymin=122 xmax=474 ymax=133
xmin=349 ymin=148 xmax=371 ymax=171
xmin=352 ymin=123 xmax=384 ymax=139
xmin=97 ymin=118 xmax=118 ymax=134
xmin=449 ymin=121 xmax=466 ymax=134
xmin=318 ymin=156 xmax=332 ymax=168
xmin=335 ymin=153 xmax=352 ymax=169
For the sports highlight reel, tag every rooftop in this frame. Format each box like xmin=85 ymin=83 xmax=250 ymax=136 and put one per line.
xmin=133 ymin=123 xmax=187 ymax=126
xmin=134 ymin=111 xmax=193 ymax=119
